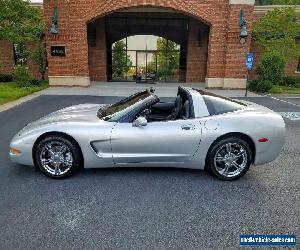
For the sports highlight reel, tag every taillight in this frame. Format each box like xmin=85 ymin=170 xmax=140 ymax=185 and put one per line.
xmin=258 ymin=138 xmax=269 ymax=143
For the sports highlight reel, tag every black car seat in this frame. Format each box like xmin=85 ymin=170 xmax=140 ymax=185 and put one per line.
xmin=167 ymin=95 xmax=183 ymax=120
xmin=180 ymin=100 xmax=190 ymax=120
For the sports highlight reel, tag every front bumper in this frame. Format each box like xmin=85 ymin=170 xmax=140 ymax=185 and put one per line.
xmin=9 ymin=136 xmax=34 ymax=166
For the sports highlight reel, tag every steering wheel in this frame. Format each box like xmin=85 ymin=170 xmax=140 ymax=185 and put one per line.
xmin=141 ymin=109 xmax=152 ymax=117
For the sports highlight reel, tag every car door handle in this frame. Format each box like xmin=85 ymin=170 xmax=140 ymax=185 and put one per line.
xmin=181 ymin=124 xmax=195 ymax=130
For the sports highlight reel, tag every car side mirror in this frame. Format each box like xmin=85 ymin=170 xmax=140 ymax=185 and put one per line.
xmin=133 ymin=116 xmax=147 ymax=127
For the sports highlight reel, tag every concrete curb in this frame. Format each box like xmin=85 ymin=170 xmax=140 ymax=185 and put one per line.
xmin=0 ymin=91 xmax=44 ymax=113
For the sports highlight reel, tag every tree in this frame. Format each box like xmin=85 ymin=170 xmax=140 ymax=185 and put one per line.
xmin=0 ymin=0 xmax=44 ymax=73
xmin=154 ymin=38 xmax=180 ymax=80
xmin=112 ymin=40 xmax=132 ymax=78
xmin=31 ymin=42 xmax=47 ymax=80
xmin=252 ymin=6 xmax=300 ymax=63
xmin=0 ymin=0 xmax=44 ymax=43
xmin=255 ymin=0 xmax=300 ymax=4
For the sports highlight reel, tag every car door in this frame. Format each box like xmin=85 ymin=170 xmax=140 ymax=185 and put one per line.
xmin=110 ymin=119 xmax=202 ymax=165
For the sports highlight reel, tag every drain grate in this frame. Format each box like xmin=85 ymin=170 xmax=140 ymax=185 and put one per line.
xmin=279 ymin=112 xmax=300 ymax=121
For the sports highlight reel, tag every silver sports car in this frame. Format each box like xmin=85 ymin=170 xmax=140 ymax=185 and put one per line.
xmin=10 ymin=87 xmax=286 ymax=181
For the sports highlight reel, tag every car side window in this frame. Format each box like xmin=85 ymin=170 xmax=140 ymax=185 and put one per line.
xmin=202 ymin=95 xmax=246 ymax=116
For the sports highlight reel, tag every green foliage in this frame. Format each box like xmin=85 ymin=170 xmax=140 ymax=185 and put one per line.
xmin=0 ymin=81 xmax=48 ymax=105
xmin=282 ymin=76 xmax=300 ymax=87
xmin=249 ymin=79 xmax=273 ymax=92
xmin=31 ymin=42 xmax=47 ymax=80
xmin=255 ymin=0 xmax=300 ymax=4
xmin=29 ymin=79 xmax=41 ymax=86
xmin=147 ymin=38 xmax=180 ymax=80
xmin=248 ymin=79 xmax=259 ymax=91
xmin=271 ymin=84 xmax=300 ymax=94
xmin=256 ymin=51 xmax=285 ymax=84
xmin=12 ymin=66 xmax=33 ymax=87
xmin=251 ymin=51 xmax=286 ymax=92
xmin=112 ymin=40 xmax=132 ymax=78
xmin=0 ymin=0 xmax=44 ymax=43
xmin=252 ymin=7 xmax=300 ymax=63
xmin=0 ymin=73 xmax=13 ymax=82
xmin=157 ymin=38 xmax=180 ymax=79
xmin=273 ymin=0 xmax=300 ymax=4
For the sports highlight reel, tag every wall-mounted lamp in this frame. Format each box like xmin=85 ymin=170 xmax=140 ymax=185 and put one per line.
xmin=239 ymin=9 xmax=248 ymax=45
xmin=50 ymin=6 xmax=58 ymax=34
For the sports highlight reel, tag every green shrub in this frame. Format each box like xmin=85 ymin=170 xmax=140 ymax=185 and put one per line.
xmin=249 ymin=80 xmax=259 ymax=91
xmin=249 ymin=79 xmax=273 ymax=93
xmin=12 ymin=66 xmax=33 ymax=87
xmin=29 ymin=79 xmax=41 ymax=86
xmin=282 ymin=76 xmax=300 ymax=87
xmin=0 ymin=74 xmax=13 ymax=82
xmin=256 ymin=52 xmax=285 ymax=85
xmin=258 ymin=80 xmax=273 ymax=92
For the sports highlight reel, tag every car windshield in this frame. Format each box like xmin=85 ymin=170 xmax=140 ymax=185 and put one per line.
xmin=98 ymin=91 xmax=152 ymax=122
xmin=195 ymin=89 xmax=246 ymax=116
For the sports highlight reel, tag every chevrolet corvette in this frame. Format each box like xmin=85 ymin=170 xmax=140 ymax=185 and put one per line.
xmin=10 ymin=87 xmax=286 ymax=180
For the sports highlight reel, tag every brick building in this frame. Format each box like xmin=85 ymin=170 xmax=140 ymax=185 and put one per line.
xmin=0 ymin=1 xmax=299 ymax=88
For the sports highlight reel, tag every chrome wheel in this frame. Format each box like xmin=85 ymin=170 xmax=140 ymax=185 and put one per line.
xmin=213 ymin=142 xmax=248 ymax=178
xmin=39 ymin=141 xmax=73 ymax=177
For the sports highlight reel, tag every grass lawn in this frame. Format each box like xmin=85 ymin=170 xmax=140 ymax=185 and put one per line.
xmin=0 ymin=81 xmax=48 ymax=105
xmin=270 ymin=85 xmax=300 ymax=95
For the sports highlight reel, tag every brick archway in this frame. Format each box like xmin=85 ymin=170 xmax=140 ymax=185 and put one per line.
xmin=45 ymin=0 xmax=255 ymax=88
xmin=84 ymin=3 xmax=215 ymax=84
xmin=84 ymin=2 xmax=213 ymax=25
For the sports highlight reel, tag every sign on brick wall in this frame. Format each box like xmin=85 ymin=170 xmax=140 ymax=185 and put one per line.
xmin=51 ymin=46 xmax=66 ymax=57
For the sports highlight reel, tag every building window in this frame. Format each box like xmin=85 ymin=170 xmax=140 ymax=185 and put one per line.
xmin=13 ymin=43 xmax=27 ymax=66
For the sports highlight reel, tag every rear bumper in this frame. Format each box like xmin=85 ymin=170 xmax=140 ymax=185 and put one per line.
xmin=253 ymin=122 xmax=286 ymax=166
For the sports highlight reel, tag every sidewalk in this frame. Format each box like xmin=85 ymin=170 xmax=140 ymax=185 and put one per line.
xmin=0 ymin=82 xmax=263 ymax=113
xmin=41 ymin=82 xmax=262 ymax=98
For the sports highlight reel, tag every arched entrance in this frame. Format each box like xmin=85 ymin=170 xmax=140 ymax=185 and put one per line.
xmin=87 ymin=8 xmax=210 ymax=83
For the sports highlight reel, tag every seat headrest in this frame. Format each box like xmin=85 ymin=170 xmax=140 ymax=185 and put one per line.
xmin=180 ymin=100 xmax=190 ymax=120
xmin=175 ymin=95 xmax=182 ymax=107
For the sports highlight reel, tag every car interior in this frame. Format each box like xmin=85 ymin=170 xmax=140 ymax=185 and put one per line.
xmin=139 ymin=87 xmax=192 ymax=122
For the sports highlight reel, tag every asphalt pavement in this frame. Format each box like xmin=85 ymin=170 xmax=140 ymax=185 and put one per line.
xmin=0 ymin=95 xmax=299 ymax=250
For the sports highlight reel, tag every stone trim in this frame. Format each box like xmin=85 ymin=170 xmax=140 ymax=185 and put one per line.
xmin=49 ymin=76 xmax=90 ymax=87
xmin=206 ymin=78 xmax=247 ymax=89
xmin=223 ymin=78 xmax=247 ymax=89
xmin=229 ymin=0 xmax=255 ymax=5
xmin=205 ymin=78 xmax=224 ymax=88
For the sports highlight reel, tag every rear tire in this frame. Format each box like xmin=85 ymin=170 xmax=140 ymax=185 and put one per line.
xmin=34 ymin=135 xmax=82 ymax=178
xmin=207 ymin=137 xmax=252 ymax=181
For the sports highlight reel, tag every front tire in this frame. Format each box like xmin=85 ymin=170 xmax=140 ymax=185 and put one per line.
xmin=35 ymin=135 xmax=82 ymax=178
xmin=207 ymin=137 xmax=252 ymax=181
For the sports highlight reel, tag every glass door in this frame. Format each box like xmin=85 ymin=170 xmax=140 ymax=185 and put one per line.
xmin=146 ymin=52 xmax=157 ymax=82
xmin=166 ymin=51 xmax=180 ymax=82
xmin=136 ymin=51 xmax=157 ymax=83
xmin=110 ymin=35 xmax=183 ymax=82
xmin=136 ymin=52 xmax=147 ymax=82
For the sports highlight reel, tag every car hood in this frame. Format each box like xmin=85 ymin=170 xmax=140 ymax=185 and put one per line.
xmin=18 ymin=104 xmax=108 ymax=135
